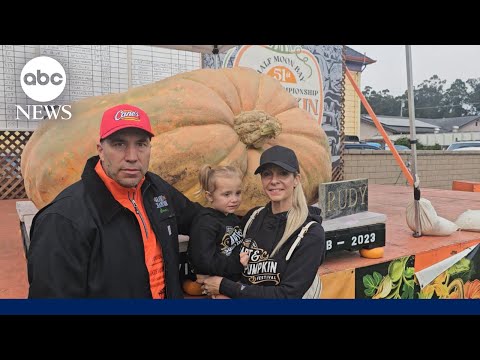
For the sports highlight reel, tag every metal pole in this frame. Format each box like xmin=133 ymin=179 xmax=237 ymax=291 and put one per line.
xmin=405 ymin=45 xmax=422 ymax=237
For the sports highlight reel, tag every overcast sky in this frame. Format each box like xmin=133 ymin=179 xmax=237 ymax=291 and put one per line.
xmin=348 ymin=45 xmax=480 ymax=97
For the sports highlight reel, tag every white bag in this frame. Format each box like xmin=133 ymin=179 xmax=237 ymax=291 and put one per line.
xmin=426 ymin=216 xmax=459 ymax=236
xmin=302 ymin=272 xmax=322 ymax=299
xmin=455 ymin=210 xmax=480 ymax=232
xmin=406 ymin=198 xmax=458 ymax=236
xmin=406 ymin=198 xmax=438 ymax=234
xmin=286 ymin=221 xmax=322 ymax=299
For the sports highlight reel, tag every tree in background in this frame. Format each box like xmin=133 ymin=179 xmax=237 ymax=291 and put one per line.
xmin=467 ymin=78 xmax=480 ymax=115
xmin=361 ymin=75 xmax=480 ymax=118
xmin=413 ymin=75 xmax=446 ymax=118
xmin=441 ymin=79 xmax=469 ymax=117
xmin=362 ymin=86 xmax=404 ymax=116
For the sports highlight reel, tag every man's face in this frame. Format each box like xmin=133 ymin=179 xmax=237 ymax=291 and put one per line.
xmin=97 ymin=128 xmax=151 ymax=188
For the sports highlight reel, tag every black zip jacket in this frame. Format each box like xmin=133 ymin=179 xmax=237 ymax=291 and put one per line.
xmin=27 ymin=155 xmax=202 ymax=298
xmin=219 ymin=203 xmax=326 ymax=298
xmin=187 ymin=208 xmax=244 ymax=278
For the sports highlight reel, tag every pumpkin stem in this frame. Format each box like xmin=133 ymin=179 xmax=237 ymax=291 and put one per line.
xmin=233 ymin=110 xmax=282 ymax=148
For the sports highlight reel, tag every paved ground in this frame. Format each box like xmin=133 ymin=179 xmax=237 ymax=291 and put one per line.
xmin=0 ymin=199 xmax=28 ymax=298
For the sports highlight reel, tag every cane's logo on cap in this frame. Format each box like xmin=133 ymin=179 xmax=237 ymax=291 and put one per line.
xmin=100 ymin=104 xmax=154 ymax=140
xmin=114 ymin=110 xmax=141 ymax=122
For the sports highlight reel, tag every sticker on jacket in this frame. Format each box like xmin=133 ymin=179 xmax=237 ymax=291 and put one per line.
xmin=220 ymin=225 xmax=243 ymax=256
xmin=154 ymin=195 xmax=169 ymax=214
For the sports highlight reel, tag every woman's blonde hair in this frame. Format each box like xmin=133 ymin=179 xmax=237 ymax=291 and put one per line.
xmin=196 ymin=164 xmax=243 ymax=197
xmin=270 ymin=174 xmax=308 ymax=257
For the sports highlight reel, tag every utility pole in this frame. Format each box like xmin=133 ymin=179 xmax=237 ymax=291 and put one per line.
xmin=405 ymin=45 xmax=422 ymax=238
xmin=400 ymin=100 xmax=405 ymax=117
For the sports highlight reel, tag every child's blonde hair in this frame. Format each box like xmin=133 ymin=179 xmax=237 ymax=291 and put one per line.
xmin=196 ymin=164 xmax=243 ymax=196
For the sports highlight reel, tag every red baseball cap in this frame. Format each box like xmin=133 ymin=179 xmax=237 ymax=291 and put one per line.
xmin=99 ymin=104 xmax=155 ymax=140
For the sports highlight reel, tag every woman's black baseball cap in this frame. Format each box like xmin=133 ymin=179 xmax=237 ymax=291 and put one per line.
xmin=254 ymin=145 xmax=299 ymax=175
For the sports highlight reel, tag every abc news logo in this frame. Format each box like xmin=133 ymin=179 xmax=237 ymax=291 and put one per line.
xmin=23 ymin=70 xmax=64 ymax=86
xmin=16 ymin=56 xmax=72 ymax=120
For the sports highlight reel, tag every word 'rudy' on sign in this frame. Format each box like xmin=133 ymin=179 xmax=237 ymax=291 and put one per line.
xmin=318 ymin=178 xmax=368 ymax=220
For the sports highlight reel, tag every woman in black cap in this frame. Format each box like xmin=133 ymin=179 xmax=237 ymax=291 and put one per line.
xmin=201 ymin=145 xmax=326 ymax=298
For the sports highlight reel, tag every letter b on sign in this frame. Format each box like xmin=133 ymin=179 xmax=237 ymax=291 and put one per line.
xmin=20 ymin=56 xmax=66 ymax=102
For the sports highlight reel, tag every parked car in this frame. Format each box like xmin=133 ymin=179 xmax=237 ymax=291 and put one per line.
xmin=446 ymin=141 xmax=480 ymax=151
xmin=385 ymin=144 xmax=410 ymax=151
xmin=451 ymin=147 xmax=480 ymax=151
xmin=344 ymin=142 xmax=381 ymax=150
xmin=366 ymin=142 xmax=382 ymax=149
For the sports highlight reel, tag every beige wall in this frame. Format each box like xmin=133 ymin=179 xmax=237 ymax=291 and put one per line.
xmin=343 ymin=150 xmax=480 ymax=189
xmin=344 ymin=71 xmax=361 ymax=137
xmin=360 ymin=122 xmax=394 ymax=141
xmin=461 ymin=120 xmax=480 ymax=132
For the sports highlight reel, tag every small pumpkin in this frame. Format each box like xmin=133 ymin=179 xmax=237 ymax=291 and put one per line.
xmin=359 ymin=247 xmax=385 ymax=259
xmin=182 ymin=279 xmax=204 ymax=296
xmin=21 ymin=67 xmax=331 ymax=214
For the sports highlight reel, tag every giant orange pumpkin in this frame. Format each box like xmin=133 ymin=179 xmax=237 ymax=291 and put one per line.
xmin=22 ymin=67 xmax=331 ymax=214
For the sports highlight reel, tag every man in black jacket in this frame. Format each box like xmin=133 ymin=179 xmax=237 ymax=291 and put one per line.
xmin=27 ymin=104 xmax=201 ymax=298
